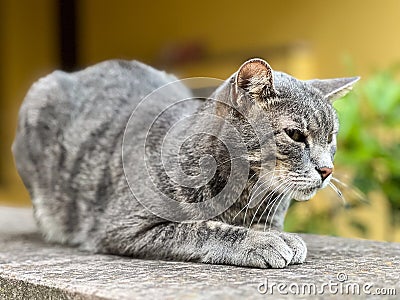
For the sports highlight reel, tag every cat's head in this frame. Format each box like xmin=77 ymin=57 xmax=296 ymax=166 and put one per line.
xmin=215 ymin=58 xmax=359 ymax=201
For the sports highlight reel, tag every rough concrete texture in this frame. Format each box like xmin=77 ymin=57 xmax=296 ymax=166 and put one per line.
xmin=0 ymin=207 xmax=399 ymax=299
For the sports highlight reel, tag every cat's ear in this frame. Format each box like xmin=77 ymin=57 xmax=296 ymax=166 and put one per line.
xmin=236 ymin=58 xmax=278 ymax=98
xmin=307 ymin=77 xmax=360 ymax=102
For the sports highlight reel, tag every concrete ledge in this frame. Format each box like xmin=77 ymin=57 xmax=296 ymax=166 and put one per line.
xmin=0 ymin=207 xmax=399 ymax=299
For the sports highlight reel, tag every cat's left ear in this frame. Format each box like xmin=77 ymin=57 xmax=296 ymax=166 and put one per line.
xmin=235 ymin=58 xmax=278 ymax=98
xmin=307 ymin=77 xmax=360 ymax=102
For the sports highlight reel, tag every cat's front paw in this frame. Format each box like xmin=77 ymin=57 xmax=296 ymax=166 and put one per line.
xmin=277 ymin=231 xmax=307 ymax=265
xmin=240 ymin=230 xmax=307 ymax=268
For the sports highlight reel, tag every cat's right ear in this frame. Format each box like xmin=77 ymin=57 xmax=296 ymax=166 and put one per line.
xmin=235 ymin=58 xmax=278 ymax=99
xmin=307 ymin=77 xmax=360 ymax=102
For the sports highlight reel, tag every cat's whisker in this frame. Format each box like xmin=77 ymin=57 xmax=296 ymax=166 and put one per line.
xmin=249 ymin=196 xmax=278 ymax=229
xmin=231 ymin=170 xmax=270 ymax=220
xmin=248 ymin=170 xmax=286 ymax=204
xmin=249 ymin=176 xmax=287 ymax=206
xmin=260 ymin=198 xmax=280 ymax=230
xmin=249 ymin=179 xmax=290 ymax=228
xmin=264 ymin=183 xmax=294 ymax=231
xmin=247 ymin=176 xmax=288 ymax=214
xmin=257 ymin=192 xmax=282 ymax=227
xmin=228 ymin=161 xmax=279 ymax=222
xmin=267 ymin=185 xmax=296 ymax=232
xmin=246 ymin=185 xmax=279 ymax=228
xmin=244 ymin=178 xmax=284 ymax=227
xmin=240 ymin=171 xmax=287 ymax=225
xmin=331 ymin=176 xmax=368 ymax=204
xmin=231 ymin=171 xmax=262 ymax=221
xmin=328 ymin=181 xmax=347 ymax=205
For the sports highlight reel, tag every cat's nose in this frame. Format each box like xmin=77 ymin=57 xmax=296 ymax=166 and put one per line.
xmin=316 ymin=167 xmax=333 ymax=181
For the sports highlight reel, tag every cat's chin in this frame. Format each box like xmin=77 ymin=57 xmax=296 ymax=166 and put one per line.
xmin=293 ymin=189 xmax=317 ymax=201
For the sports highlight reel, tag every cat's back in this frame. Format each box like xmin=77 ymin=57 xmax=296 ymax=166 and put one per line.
xmin=15 ymin=60 xmax=183 ymax=131
xmin=12 ymin=60 xmax=194 ymax=244
xmin=13 ymin=59 xmax=185 ymax=180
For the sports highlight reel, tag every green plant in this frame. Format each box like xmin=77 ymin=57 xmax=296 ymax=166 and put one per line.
xmin=334 ymin=65 xmax=400 ymax=216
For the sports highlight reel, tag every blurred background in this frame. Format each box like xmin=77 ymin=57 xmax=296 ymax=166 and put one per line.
xmin=0 ymin=0 xmax=399 ymax=241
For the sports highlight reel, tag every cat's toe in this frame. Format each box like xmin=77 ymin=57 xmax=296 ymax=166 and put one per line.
xmin=278 ymin=232 xmax=307 ymax=265
xmin=245 ymin=232 xmax=294 ymax=268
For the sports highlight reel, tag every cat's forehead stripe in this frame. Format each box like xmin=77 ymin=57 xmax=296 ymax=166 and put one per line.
xmin=310 ymin=106 xmax=326 ymax=129
xmin=313 ymin=109 xmax=337 ymax=140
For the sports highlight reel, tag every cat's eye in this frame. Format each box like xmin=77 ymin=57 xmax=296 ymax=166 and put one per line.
xmin=284 ymin=128 xmax=306 ymax=143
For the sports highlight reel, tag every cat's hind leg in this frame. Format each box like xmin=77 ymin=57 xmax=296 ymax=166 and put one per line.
xmin=12 ymin=71 xmax=77 ymax=244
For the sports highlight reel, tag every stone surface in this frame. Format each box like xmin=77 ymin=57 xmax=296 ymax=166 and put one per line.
xmin=0 ymin=206 xmax=399 ymax=299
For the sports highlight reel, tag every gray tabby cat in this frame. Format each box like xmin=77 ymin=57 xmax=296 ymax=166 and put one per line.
xmin=13 ymin=58 xmax=358 ymax=268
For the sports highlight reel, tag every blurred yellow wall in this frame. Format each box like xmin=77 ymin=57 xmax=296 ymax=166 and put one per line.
xmin=1 ymin=0 xmax=400 ymax=206
xmin=79 ymin=0 xmax=400 ymax=78
xmin=0 ymin=0 xmax=58 ymax=205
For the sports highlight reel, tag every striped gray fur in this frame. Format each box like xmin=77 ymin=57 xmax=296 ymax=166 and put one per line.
xmin=13 ymin=58 xmax=359 ymax=268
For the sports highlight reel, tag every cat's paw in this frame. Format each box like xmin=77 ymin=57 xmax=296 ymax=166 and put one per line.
xmin=277 ymin=231 xmax=307 ymax=265
xmin=239 ymin=230 xmax=307 ymax=268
